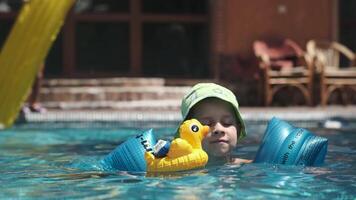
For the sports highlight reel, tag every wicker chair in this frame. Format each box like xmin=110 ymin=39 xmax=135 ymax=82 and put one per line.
xmin=253 ymin=39 xmax=314 ymax=106
xmin=307 ymin=40 xmax=356 ymax=105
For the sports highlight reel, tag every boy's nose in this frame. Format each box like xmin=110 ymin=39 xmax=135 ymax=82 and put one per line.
xmin=211 ymin=122 xmax=225 ymax=135
xmin=212 ymin=130 xmax=224 ymax=136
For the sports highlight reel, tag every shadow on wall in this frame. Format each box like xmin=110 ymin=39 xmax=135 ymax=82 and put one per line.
xmin=218 ymin=54 xmax=261 ymax=106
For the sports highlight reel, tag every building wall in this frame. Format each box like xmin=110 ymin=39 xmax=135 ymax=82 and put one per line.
xmin=223 ymin=0 xmax=334 ymax=58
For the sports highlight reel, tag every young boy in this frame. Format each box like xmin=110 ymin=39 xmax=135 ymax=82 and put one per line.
xmin=178 ymin=83 xmax=252 ymax=164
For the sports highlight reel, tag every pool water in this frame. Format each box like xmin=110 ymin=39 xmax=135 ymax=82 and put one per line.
xmin=0 ymin=122 xmax=355 ymax=199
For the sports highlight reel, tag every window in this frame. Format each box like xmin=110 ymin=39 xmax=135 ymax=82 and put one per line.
xmin=76 ymin=22 xmax=129 ymax=73
xmin=143 ymin=23 xmax=209 ymax=78
xmin=0 ymin=0 xmax=211 ymax=78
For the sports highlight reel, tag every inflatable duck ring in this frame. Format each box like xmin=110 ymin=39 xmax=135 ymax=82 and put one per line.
xmin=101 ymin=119 xmax=209 ymax=172
xmin=145 ymin=119 xmax=210 ymax=172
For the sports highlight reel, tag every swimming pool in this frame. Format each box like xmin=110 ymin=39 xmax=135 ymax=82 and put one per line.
xmin=0 ymin=121 xmax=355 ymax=199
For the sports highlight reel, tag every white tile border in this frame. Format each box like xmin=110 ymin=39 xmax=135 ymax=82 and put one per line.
xmin=22 ymin=106 xmax=356 ymax=123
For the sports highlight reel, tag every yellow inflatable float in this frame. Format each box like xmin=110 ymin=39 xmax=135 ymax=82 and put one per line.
xmin=145 ymin=119 xmax=210 ymax=172
xmin=0 ymin=0 xmax=74 ymax=128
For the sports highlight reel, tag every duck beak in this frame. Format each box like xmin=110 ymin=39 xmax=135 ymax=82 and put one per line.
xmin=201 ymin=125 xmax=210 ymax=138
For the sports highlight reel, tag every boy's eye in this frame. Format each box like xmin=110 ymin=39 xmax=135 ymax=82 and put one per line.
xmin=200 ymin=119 xmax=213 ymax=126
xmin=222 ymin=118 xmax=234 ymax=126
xmin=222 ymin=122 xmax=233 ymax=127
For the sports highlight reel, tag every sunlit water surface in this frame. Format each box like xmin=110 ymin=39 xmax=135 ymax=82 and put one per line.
xmin=0 ymin=122 xmax=355 ymax=199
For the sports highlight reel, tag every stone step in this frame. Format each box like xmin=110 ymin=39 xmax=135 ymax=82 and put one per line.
xmin=41 ymin=100 xmax=182 ymax=111
xmin=38 ymin=78 xmax=197 ymax=111
xmin=43 ymin=77 xmax=165 ymax=87
xmin=39 ymin=86 xmax=191 ymax=102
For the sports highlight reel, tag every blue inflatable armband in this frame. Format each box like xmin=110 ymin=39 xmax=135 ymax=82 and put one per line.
xmin=101 ymin=129 xmax=157 ymax=172
xmin=254 ymin=117 xmax=328 ymax=166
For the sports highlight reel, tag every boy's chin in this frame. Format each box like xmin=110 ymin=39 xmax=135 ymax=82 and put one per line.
xmin=204 ymin=143 xmax=234 ymax=157
xmin=209 ymin=147 xmax=231 ymax=157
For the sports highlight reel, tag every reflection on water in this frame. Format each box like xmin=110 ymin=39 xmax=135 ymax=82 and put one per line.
xmin=0 ymin=124 xmax=355 ymax=199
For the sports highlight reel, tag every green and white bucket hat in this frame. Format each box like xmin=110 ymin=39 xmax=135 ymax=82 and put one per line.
xmin=178 ymin=83 xmax=246 ymax=140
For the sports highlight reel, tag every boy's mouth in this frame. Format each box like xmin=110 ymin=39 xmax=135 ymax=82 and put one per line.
xmin=210 ymin=139 xmax=229 ymax=144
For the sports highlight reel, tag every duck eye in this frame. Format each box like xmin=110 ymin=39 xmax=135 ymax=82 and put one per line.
xmin=191 ymin=124 xmax=199 ymax=132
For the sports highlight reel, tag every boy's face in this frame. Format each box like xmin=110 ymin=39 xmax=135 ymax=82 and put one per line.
xmin=190 ymin=98 xmax=239 ymax=157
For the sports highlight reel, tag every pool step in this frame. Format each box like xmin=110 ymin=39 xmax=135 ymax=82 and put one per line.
xmin=42 ymin=77 xmax=165 ymax=87
xmin=39 ymin=86 xmax=191 ymax=102
xmin=39 ymin=78 xmax=192 ymax=110
xmin=41 ymin=100 xmax=182 ymax=111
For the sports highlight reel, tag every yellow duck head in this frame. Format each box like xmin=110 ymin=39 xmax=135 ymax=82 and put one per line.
xmin=179 ymin=119 xmax=210 ymax=149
